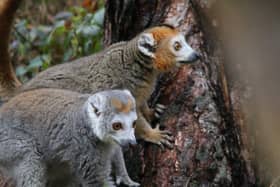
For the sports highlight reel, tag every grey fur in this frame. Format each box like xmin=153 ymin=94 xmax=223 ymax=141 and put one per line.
xmin=19 ymin=28 xmax=175 ymax=146
xmin=4 ymin=26 xmax=198 ymax=147
xmin=0 ymin=89 xmax=138 ymax=187
xmin=22 ymin=40 xmax=155 ymax=99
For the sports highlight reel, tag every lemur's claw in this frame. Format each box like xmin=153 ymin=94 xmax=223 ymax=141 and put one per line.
xmin=154 ymin=104 xmax=167 ymax=120
xmin=145 ymin=124 xmax=174 ymax=149
xmin=156 ymin=103 xmax=166 ymax=110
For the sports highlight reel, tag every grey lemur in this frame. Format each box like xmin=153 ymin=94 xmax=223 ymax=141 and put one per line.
xmin=0 ymin=88 xmax=139 ymax=187
xmin=0 ymin=0 xmax=199 ymax=147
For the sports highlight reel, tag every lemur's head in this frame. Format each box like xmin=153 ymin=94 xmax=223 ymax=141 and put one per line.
xmin=137 ymin=26 xmax=199 ymax=71
xmin=86 ymin=90 xmax=137 ymax=146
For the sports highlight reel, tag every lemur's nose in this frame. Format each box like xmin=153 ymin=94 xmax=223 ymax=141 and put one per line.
xmin=120 ymin=137 xmax=137 ymax=146
xmin=189 ymin=51 xmax=200 ymax=62
xmin=128 ymin=139 xmax=137 ymax=145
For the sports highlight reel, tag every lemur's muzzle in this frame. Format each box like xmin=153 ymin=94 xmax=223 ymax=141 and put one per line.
xmin=119 ymin=138 xmax=137 ymax=146
xmin=179 ymin=51 xmax=200 ymax=64
xmin=188 ymin=52 xmax=200 ymax=62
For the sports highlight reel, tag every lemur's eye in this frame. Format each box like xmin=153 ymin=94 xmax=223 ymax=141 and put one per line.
xmin=132 ymin=121 xmax=137 ymax=129
xmin=112 ymin=122 xmax=123 ymax=131
xmin=174 ymin=41 xmax=182 ymax=51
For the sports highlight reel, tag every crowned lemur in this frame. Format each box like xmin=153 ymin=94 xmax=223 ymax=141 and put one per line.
xmin=0 ymin=88 xmax=140 ymax=187
xmin=0 ymin=2 xmax=198 ymax=186
xmin=3 ymin=26 xmax=199 ymax=148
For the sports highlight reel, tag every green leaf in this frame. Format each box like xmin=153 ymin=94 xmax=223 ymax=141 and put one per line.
xmin=29 ymin=28 xmax=38 ymax=42
xmin=46 ymin=23 xmax=65 ymax=45
xmin=18 ymin=43 xmax=27 ymax=56
xmin=13 ymin=3 xmax=105 ymax=81
xmin=93 ymin=8 xmax=105 ymax=25
xmin=36 ymin=25 xmax=52 ymax=40
xmin=70 ymin=6 xmax=86 ymax=16
xmin=93 ymin=39 xmax=102 ymax=52
xmin=76 ymin=25 xmax=100 ymax=38
xmin=37 ymin=25 xmax=53 ymax=33
xmin=84 ymin=40 xmax=93 ymax=55
xmin=54 ymin=11 xmax=73 ymax=21
xmin=84 ymin=13 xmax=94 ymax=23
xmin=16 ymin=66 xmax=27 ymax=76
xmin=63 ymin=49 xmax=73 ymax=62
xmin=41 ymin=55 xmax=51 ymax=70
xmin=28 ymin=56 xmax=44 ymax=69
xmin=53 ymin=25 xmax=66 ymax=36
xmin=15 ymin=20 xmax=28 ymax=34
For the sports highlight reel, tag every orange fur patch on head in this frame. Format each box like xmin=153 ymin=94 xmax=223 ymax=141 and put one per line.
xmin=111 ymin=98 xmax=133 ymax=113
xmin=154 ymin=50 xmax=175 ymax=71
xmin=147 ymin=26 xmax=179 ymax=43
xmin=146 ymin=26 xmax=179 ymax=71
xmin=154 ymin=38 xmax=177 ymax=71
xmin=111 ymin=98 xmax=123 ymax=111
xmin=123 ymin=99 xmax=132 ymax=113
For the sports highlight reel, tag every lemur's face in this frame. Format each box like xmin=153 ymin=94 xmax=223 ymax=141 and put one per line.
xmin=87 ymin=90 xmax=137 ymax=146
xmin=137 ymin=26 xmax=199 ymax=71
xmin=168 ymin=34 xmax=198 ymax=65
xmin=108 ymin=108 xmax=137 ymax=146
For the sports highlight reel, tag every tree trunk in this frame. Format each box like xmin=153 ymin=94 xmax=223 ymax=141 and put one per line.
xmin=0 ymin=0 xmax=22 ymax=103
xmin=104 ymin=0 xmax=255 ymax=186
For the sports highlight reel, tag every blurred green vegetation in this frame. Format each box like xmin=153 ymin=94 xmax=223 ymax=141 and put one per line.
xmin=12 ymin=0 xmax=104 ymax=82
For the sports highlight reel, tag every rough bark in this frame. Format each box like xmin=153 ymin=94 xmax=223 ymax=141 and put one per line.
xmin=104 ymin=0 xmax=255 ymax=186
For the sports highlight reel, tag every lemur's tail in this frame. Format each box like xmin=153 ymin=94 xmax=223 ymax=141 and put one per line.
xmin=0 ymin=0 xmax=22 ymax=101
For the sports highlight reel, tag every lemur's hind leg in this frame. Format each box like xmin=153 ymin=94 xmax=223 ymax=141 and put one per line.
xmin=113 ymin=146 xmax=140 ymax=186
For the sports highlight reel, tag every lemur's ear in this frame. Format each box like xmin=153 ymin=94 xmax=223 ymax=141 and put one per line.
xmin=90 ymin=103 xmax=101 ymax=116
xmin=123 ymin=89 xmax=133 ymax=97
xmin=137 ymin=33 xmax=156 ymax=58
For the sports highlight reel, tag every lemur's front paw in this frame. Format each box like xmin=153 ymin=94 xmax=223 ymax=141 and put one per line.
xmin=116 ymin=175 xmax=140 ymax=187
xmin=145 ymin=124 xmax=174 ymax=149
xmin=154 ymin=104 xmax=167 ymax=120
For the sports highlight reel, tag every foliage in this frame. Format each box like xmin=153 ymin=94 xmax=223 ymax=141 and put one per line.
xmin=12 ymin=1 xmax=104 ymax=82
